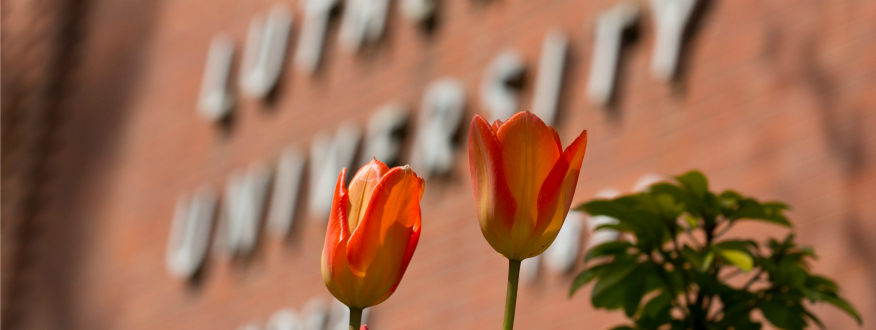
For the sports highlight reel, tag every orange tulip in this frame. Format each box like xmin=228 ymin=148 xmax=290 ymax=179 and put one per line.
xmin=469 ymin=111 xmax=588 ymax=261
xmin=322 ymin=159 xmax=424 ymax=309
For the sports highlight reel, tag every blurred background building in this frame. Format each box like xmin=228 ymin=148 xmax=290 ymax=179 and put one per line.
xmin=2 ymin=0 xmax=875 ymax=329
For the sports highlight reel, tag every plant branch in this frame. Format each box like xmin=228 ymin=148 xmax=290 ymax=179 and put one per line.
xmin=684 ymin=230 xmax=704 ymax=249
xmin=714 ymin=223 xmax=733 ymax=238
xmin=720 ymin=269 xmax=743 ymax=281
xmin=649 ymin=252 xmax=691 ymax=319
xmin=742 ymin=269 xmax=764 ymax=291
xmin=670 ymin=237 xmax=695 ymax=311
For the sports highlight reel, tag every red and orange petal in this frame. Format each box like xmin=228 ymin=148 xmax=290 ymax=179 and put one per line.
xmin=469 ymin=115 xmax=517 ymax=256
xmin=324 ymin=165 xmax=425 ymax=308
xmin=563 ymin=130 xmax=588 ymax=173
xmin=524 ymin=129 xmax=588 ymax=258
xmin=492 ymin=119 xmax=503 ymax=132
xmin=347 ymin=159 xmax=391 ymax=230
xmin=346 ymin=166 xmax=422 ymax=305
xmin=323 ymin=169 xmax=354 ymax=303
xmin=371 ymin=218 xmax=420 ymax=306
xmin=495 ymin=111 xmax=563 ymax=256
xmin=469 ymin=111 xmax=588 ymax=260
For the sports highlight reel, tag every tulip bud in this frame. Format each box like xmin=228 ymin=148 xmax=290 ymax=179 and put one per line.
xmin=322 ymin=159 xmax=425 ymax=308
xmin=468 ymin=111 xmax=588 ymax=260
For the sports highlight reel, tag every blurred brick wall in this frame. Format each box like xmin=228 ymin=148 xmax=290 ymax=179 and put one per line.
xmin=3 ymin=0 xmax=876 ymax=330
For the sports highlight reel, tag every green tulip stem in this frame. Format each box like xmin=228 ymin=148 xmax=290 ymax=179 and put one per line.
xmin=349 ymin=307 xmax=363 ymax=330
xmin=504 ymin=259 xmax=522 ymax=330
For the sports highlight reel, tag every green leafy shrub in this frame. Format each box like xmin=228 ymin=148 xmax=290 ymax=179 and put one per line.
xmin=569 ymin=171 xmax=861 ymax=330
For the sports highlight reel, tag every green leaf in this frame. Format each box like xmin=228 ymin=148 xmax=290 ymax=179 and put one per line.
xmin=578 ymin=197 xmax=665 ymax=250
xmin=760 ymin=299 xmax=806 ymax=330
xmin=701 ymin=251 xmax=716 ymax=272
xmin=565 ymin=170 xmax=862 ymax=330
xmin=731 ymin=199 xmax=791 ymax=227
xmin=593 ymin=284 xmax=627 ymax=309
xmin=764 ymin=201 xmax=790 ymax=212
xmin=592 ymin=260 xmax=638 ymax=299
xmin=577 ymin=199 xmax=643 ymax=222
xmin=720 ymin=290 xmax=757 ymax=323
xmin=719 ymin=190 xmax=743 ymax=205
xmin=622 ymin=270 xmax=647 ymax=317
xmin=729 ymin=316 xmax=763 ymax=330
xmin=650 ymin=183 xmax=702 ymax=218
xmin=585 ymin=241 xmax=635 ymax=262
xmin=570 ymin=263 xmax=612 ymax=297
xmin=594 ymin=223 xmax=633 ymax=232
xmin=571 ymin=253 xmax=639 ymax=298
xmin=805 ymin=275 xmax=838 ymax=292
xmin=653 ymin=192 xmax=684 ymax=221
xmin=590 ymin=256 xmax=640 ymax=309
xmin=821 ymin=292 xmax=863 ymax=325
xmin=716 ymin=240 xmax=757 ymax=252
xmin=676 ymin=171 xmax=709 ymax=199
xmin=682 ymin=245 xmax=714 ymax=272
xmin=683 ymin=215 xmax=699 ymax=229
xmin=775 ymin=259 xmax=808 ymax=287
xmin=715 ymin=248 xmax=753 ymax=272
xmin=640 ymin=291 xmax=672 ymax=320
xmin=801 ymin=307 xmax=825 ymax=329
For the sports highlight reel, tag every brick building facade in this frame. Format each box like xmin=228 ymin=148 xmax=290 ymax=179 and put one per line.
xmin=2 ymin=0 xmax=875 ymax=329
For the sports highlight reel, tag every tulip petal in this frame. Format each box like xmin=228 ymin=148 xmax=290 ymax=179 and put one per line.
xmin=347 ymin=159 xmax=391 ymax=230
xmin=563 ymin=130 xmax=588 ymax=173
xmin=469 ymin=115 xmax=517 ymax=256
xmin=524 ymin=130 xmax=588 ymax=258
xmin=322 ymin=169 xmax=354 ymax=303
xmin=523 ymin=155 xmax=569 ymax=258
xmin=549 ymin=126 xmax=563 ymax=152
xmin=370 ymin=217 xmax=420 ymax=306
xmin=492 ymin=119 xmax=503 ymax=132
xmin=346 ymin=166 xmax=422 ymax=306
xmin=495 ymin=111 xmax=562 ymax=257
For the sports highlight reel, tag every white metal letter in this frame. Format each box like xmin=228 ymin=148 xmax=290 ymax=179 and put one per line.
xmin=295 ymin=0 xmax=340 ymax=74
xmin=412 ymin=78 xmax=465 ymax=177
xmin=310 ymin=123 xmax=361 ymax=219
xmin=480 ymin=49 xmax=525 ymax=121
xmin=267 ymin=308 xmax=301 ymax=330
xmin=300 ymin=297 xmax=329 ymax=330
xmin=197 ymin=35 xmax=235 ymax=121
xmin=586 ymin=1 xmax=639 ymax=107
xmin=267 ymin=148 xmax=306 ymax=238
xmin=649 ymin=0 xmax=697 ymax=81
xmin=240 ymin=4 xmax=293 ymax=98
xmin=520 ymin=255 xmax=540 ymax=284
xmin=238 ymin=323 xmax=260 ymax=330
xmin=166 ymin=186 xmax=217 ymax=279
xmin=360 ymin=104 xmax=408 ymax=166
xmin=401 ymin=0 xmax=436 ymax=24
xmin=339 ymin=0 xmax=390 ymax=51
xmin=219 ymin=163 xmax=272 ymax=256
xmin=531 ymin=29 xmax=568 ymax=125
